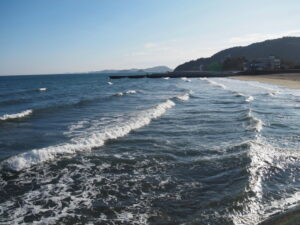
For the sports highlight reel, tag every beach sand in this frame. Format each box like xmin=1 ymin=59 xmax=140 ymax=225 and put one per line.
xmin=230 ymin=73 xmax=300 ymax=89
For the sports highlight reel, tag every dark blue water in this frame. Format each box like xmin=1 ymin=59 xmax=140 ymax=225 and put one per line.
xmin=0 ymin=74 xmax=300 ymax=224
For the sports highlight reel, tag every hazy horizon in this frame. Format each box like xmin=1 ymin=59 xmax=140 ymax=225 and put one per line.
xmin=1 ymin=0 xmax=300 ymax=75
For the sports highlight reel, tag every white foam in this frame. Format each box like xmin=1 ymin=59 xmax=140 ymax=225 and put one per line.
xmin=181 ymin=77 xmax=191 ymax=82
xmin=176 ymin=92 xmax=190 ymax=101
xmin=231 ymin=140 xmax=300 ymax=225
xmin=107 ymin=82 xmax=113 ymax=85
xmin=38 ymin=88 xmax=47 ymax=92
xmin=206 ymin=79 xmax=227 ymax=89
xmin=246 ymin=110 xmax=264 ymax=132
xmin=0 ymin=109 xmax=33 ymax=121
xmin=163 ymin=77 xmax=170 ymax=80
xmin=125 ymin=90 xmax=137 ymax=94
xmin=245 ymin=96 xmax=254 ymax=102
xmin=115 ymin=90 xmax=137 ymax=96
xmin=2 ymin=100 xmax=175 ymax=171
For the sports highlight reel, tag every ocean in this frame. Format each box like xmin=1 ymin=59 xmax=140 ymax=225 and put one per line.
xmin=0 ymin=74 xmax=299 ymax=225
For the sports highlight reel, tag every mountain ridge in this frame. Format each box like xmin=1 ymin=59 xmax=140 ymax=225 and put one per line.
xmin=89 ymin=66 xmax=172 ymax=74
xmin=175 ymin=37 xmax=300 ymax=71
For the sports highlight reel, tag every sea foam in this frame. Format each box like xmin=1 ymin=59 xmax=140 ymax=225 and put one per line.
xmin=0 ymin=109 xmax=33 ymax=121
xmin=245 ymin=110 xmax=264 ymax=132
xmin=115 ymin=90 xmax=137 ymax=96
xmin=205 ymin=79 xmax=227 ymax=89
xmin=176 ymin=92 xmax=190 ymax=101
xmin=181 ymin=77 xmax=191 ymax=82
xmin=245 ymin=96 xmax=254 ymax=102
xmin=1 ymin=100 xmax=175 ymax=171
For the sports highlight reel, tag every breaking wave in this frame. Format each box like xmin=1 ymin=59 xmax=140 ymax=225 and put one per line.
xmin=181 ymin=77 xmax=191 ymax=82
xmin=38 ymin=88 xmax=47 ymax=92
xmin=0 ymin=109 xmax=33 ymax=121
xmin=1 ymin=100 xmax=175 ymax=171
xmin=175 ymin=92 xmax=190 ymax=101
xmin=245 ymin=96 xmax=254 ymax=102
xmin=241 ymin=109 xmax=264 ymax=132
xmin=204 ymin=79 xmax=227 ymax=89
xmin=231 ymin=139 xmax=300 ymax=225
xmin=115 ymin=90 xmax=137 ymax=96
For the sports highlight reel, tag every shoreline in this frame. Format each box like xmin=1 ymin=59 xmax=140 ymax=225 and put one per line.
xmin=230 ymin=73 xmax=300 ymax=90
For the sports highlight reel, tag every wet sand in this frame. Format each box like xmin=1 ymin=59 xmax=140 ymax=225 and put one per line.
xmin=230 ymin=73 xmax=300 ymax=89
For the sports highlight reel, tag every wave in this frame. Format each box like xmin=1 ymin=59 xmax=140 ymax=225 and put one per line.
xmin=0 ymin=88 xmax=48 ymax=98
xmin=175 ymin=92 xmax=190 ymax=101
xmin=205 ymin=79 xmax=227 ymax=89
xmin=0 ymin=109 xmax=33 ymax=121
xmin=115 ymin=90 xmax=137 ymax=96
xmin=181 ymin=77 xmax=191 ymax=82
xmin=38 ymin=88 xmax=47 ymax=92
xmin=239 ymin=109 xmax=263 ymax=132
xmin=163 ymin=77 xmax=170 ymax=80
xmin=1 ymin=100 xmax=175 ymax=171
xmin=231 ymin=139 xmax=300 ymax=225
xmin=234 ymin=92 xmax=245 ymax=97
xmin=0 ymin=98 xmax=29 ymax=106
xmin=107 ymin=82 xmax=113 ymax=85
xmin=245 ymin=96 xmax=254 ymax=102
xmin=0 ymin=91 xmax=138 ymax=122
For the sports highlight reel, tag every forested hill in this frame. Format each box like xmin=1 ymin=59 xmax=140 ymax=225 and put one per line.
xmin=175 ymin=37 xmax=300 ymax=71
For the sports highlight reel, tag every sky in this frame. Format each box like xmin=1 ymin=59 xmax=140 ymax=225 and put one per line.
xmin=1 ymin=0 xmax=300 ymax=75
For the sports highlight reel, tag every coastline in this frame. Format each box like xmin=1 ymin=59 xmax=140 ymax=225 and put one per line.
xmin=230 ymin=73 xmax=300 ymax=90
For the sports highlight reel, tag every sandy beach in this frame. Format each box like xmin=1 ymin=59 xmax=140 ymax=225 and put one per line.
xmin=230 ymin=73 xmax=300 ymax=89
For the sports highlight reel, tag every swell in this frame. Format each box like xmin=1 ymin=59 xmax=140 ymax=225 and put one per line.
xmin=0 ymin=98 xmax=31 ymax=106
xmin=0 ymin=88 xmax=47 ymax=98
xmin=201 ymin=78 xmax=255 ymax=103
xmin=0 ymin=99 xmax=176 ymax=171
xmin=0 ymin=90 xmax=139 ymax=123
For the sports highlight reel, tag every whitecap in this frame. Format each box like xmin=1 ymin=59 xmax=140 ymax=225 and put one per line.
xmin=125 ymin=90 xmax=137 ymax=94
xmin=245 ymin=110 xmax=264 ymax=132
xmin=38 ymin=88 xmax=47 ymax=92
xmin=114 ymin=90 xmax=137 ymax=96
xmin=107 ymin=82 xmax=113 ymax=85
xmin=246 ymin=96 xmax=254 ymax=102
xmin=206 ymin=79 xmax=227 ymax=89
xmin=231 ymin=139 xmax=300 ymax=224
xmin=181 ymin=77 xmax=191 ymax=82
xmin=176 ymin=92 xmax=190 ymax=101
xmin=1 ymin=100 xmax=175 ymax=171
xmin=0 ymin=109 xmax=33 ymax=121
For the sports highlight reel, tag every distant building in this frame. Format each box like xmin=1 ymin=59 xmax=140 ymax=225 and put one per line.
xmin=244 ymin=56 xmax=281 ymax=71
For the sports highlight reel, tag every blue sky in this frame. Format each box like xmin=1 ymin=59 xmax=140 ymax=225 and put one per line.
xmin=1 ymin=0 xmax=300 ymax=75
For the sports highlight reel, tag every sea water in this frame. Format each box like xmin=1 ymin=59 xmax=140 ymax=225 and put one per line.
xmin=0 ymin=74 xmax=300 ymax=224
